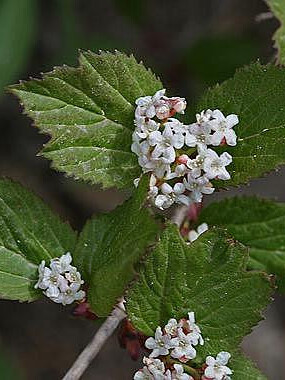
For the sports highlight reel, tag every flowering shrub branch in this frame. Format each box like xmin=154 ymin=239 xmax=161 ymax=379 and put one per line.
xmin=1 ymin=41 xmax=285 ymax=379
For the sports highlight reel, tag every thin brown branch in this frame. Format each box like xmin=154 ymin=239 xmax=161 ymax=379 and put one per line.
xmin=62 ymin=306 xmax=126 ymax=380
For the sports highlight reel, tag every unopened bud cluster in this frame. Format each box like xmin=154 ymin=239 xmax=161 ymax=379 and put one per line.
xmin=131 ymin=89 xmax=239 ymax=210
xmin=35 ymin=252 xmax=85 ymax=305
xmin=134 ymin=312 xmax=232 ymax=380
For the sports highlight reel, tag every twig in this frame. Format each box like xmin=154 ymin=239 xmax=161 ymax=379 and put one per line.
xmin=62 ymin=306 xmax=126 ymax=380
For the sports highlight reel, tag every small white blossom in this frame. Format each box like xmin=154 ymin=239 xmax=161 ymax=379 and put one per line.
xmin=135 ymin=118 xmax=160 ymax=139
xmin=35 ymin=261 xmax=67 ymax=291
xmin=172 ymin=364 xmax=193 ymax=380
xmin=165 ymin=119 xmax=194 ymax=147
xmin=134 ymin=367 xmax=154 ymax=380
xmin=203 ymin=149 xmax=232 ymax=180
xmin=209 ymin=110 xmax=238 ymax=146
xmin=186 ymin=312 xmax=204 ymax=345
xmin=165 ymin=318 xmax=179 ymax=336
xmin=204 ymin=352 xmax=232 ymax=380
xmin=149 ymin=125 xmax=184 ymax=163
xmin=171 ymin=98 xmax=187 ymax=114
xmin=183 ymin=174 xmax=214 ymax=203
xmin=143 ymin=358 xmax=166 ymax=379
xmin=188 ymin=223 xmax=208 ymax=243
xmin=186 ymin=146 xmax=208 ymax=178
xmin=50 ymin=252 xmax=72 ymax=273
xmin=170 ymin=328 xmax=197 ymax=362
xmin=50 ymin=282 xmax=86 ymax=305
xmin=196 ymin=109 xmax=213 ymax=125
xmin=145 ymin=327 xmax=175 ymax=358
xmin=135 ymin=89 xmax=166 ymax=118
xmin=188 ymin=123 xmax=212 ymax=148
xmin=154 ymin=182 xmax=190 ymax=210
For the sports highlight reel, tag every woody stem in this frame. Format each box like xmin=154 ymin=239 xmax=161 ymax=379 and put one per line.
xmin=62 ymin=305 xmax=126 ymax=380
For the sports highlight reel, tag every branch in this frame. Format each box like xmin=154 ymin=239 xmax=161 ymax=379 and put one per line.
xmin=62 ymin=305 xmax=126 ymax=380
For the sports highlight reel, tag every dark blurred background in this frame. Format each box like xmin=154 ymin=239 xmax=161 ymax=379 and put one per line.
xmin=0 ymin=0 xmax=284 ymax=379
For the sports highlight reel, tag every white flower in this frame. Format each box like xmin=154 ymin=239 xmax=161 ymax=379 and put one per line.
xmin=171 ymin=98 xmax=187 ymax=114
xmin=148 ymin=174 xmax=159 ymax=199
xmin=204 ymin=352 xmax=232 ymax=380
xmin=134 ymin=177 xmax=141 ymax=187
xmin=188 ymin=223 xmax=208 ymax=243
xmin=165 ymin=162 xmax=189 ymax=180
xmin=131 ymin=135 xmax=150 ymax=158
xmin=165 ymin=119 xmax=194 ymax=146
xmin=65 ymin=267 xmax=84 ymax=285
xmin=50 ymin=252 xmax=72 ymax=274
xmin=135 ymin=89 xmax=166 ymax=118
xmin=156 ymin=103 xmax=171 ymax=120
xmin=186 ymin=146 xmax=208 ymax=178
xmin=203 ymin=149 xmax=232 ymax=180
xmin=35 ymin=260 xmax=67 ymax=291
xmin=145 ymin=327 xmax=175 ymax=357
xmin=183 ymin=174 xmax=214 ymax=203
xmin=209 ymin=110 xmax=238 ymax=146
xmin=143 ymin=358 xmax=166 ymax=379
xmin=196 ymin=109 xmax=213 ymax=125
xmin=170 ymin=328 xmax=197 ymax=362
xmin=187 ymin=123 xmax=212 ymax=148
xmin=171 ymin=364 xmax=193 ymax=380
xmin=149 ymin=125 xmax=184 ymax=163
xmin=133 ymin=367 xmax=154 ymax=380
xmin=149 ymin=157 xmax=172 ymax=179
xmin=154 ymin=182 xmax=190 ymax=210
xmin=135 ymin=118 xmax=160 ymax=139
xmin=165 ymin=318 xmax=179 ymax=336
xmin=186 ymin=312 xmax=204 ymax=345
xmin=51 ymin=282 xmax=86 ymax=305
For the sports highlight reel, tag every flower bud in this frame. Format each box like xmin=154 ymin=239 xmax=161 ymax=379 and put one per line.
xmin=155 ymin=104 xmax=171 ymax=120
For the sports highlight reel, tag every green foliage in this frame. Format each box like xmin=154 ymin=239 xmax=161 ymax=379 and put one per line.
xmin=230 ymin=353 xmax=267 ymax=380
xmin=74 ymin=175 xmax=159 ymax=316
xmin=0 ymin=0 xmax=37 ymax=92
xmin=0 ymin=179 xmax=76 ymax=301
xmin=126 ymin=224 xmax=272 ymax=377
xmin=266 ymin=0 xmax=285 ymax=65
xmin=197 ymin=62 xmax=285 ymax=188
xmin=199 ymin=196 xmax=285 ymax=291
xmin=9 ymin=51 xmax=162 ymax=190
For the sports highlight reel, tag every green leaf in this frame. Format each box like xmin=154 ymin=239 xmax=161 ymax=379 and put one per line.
xmin=9 ymin=50 xmax=162 ymax=189
xmin=0 ymin=0 xmax=37 ymax=92
xmin=198 ymin=196 xmax=285 ymax=291
xmin=230 ymin=353 xmax=267 ymax=380
xmin=0 ymin=247 xmax=39 ymax=302
xmin=266 ymin=0 xmax=285 ymax=65
xmin=126 ymin=224 xmax=272 ymax=361
xmin=0 ymin=179 xmax=76 ymax=301
xmin=74 ymin=175 xmax=159 ymax=316
xmin=196 ymin=62 xmax=285 ymax=187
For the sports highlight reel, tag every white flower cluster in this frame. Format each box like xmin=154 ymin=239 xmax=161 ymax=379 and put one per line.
xmin=134 ymin=358 xmax=191 ymax=380
xmin=131 ymin=89 xmax=239 ymax=210
xmin=35 ymin=252 xmax=86 ymax=305
xmin=134 ymin=312 xmax=203 ymax=379
xmin=134 ymin=312 xmax=232 ymax=380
